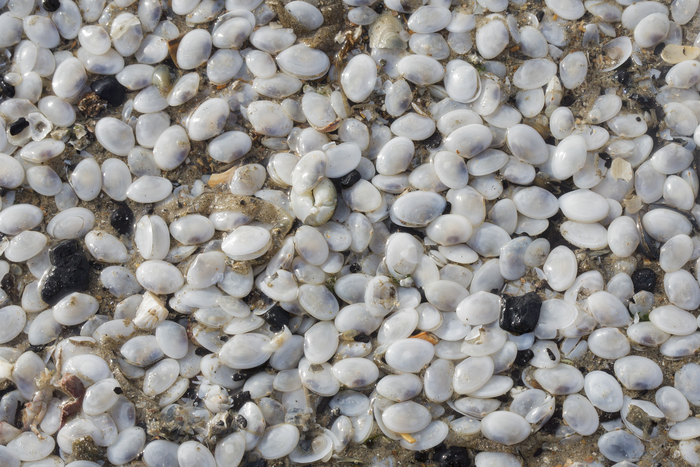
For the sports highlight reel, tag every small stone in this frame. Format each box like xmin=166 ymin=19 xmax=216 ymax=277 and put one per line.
xmin=50 ymin=238 xmax=83 ymax=264
xmin=111 ymin=204 xmax=134 ymax=236
xmin=632 ymin=268 xmax=656 ymax=293
xmin=9 ymin=118 xmax=28 ymax=136
xmin=514 ymin=349 xmax=534 ymax=367
xmin=42 ymin=0 xmax=61 ymax=11
xmin=338 ymin=170 xmax=362 ymax=189
xmin=614 ymin=68 xmax=632 ymax=86
xmin=91 ymin=76 xmax=127 ymax=107
xmin=431 ymin=445 xmax=472 ymax=467
xmin=40 ymin=239 xmax=90 ymax=306
xmin=499 ymin=292 xmax=542 ymax=334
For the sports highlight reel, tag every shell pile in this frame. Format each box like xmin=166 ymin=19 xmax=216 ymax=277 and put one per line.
xmin=0 ymin=0 xmax=698 ymax=465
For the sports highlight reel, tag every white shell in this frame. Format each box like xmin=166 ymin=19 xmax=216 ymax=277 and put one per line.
xmin=136 ymin=260 xmax=185 ymax=294
xmin=559 ymin=51 xmax=588 ymax=89
xmin=614 ymin=356 xmax=663 ymax=390
xmin=513 ymin=59 xmax=557 ymax=90
xmin=187 ymin=98 xmax=229 ymax=141
xmin=127 ymin=176 xmax=173 ymax=203
xmin=584 ymin=370 xmax=624 ymax=412
xmin=480 ymin=412 xmax=531 ymax=445
xmin=475 ymin=18 xmax=509 ymax=59
xmin=222 ymin=226 xmax=272 ymax=261
xmin=52 ymin=57 xmax=87 ymax=99
xmin=176 ymin=29 xmax=212 ymax=69
xmin=542 ymin=246 xmax=576 ymax=291
xmin=650 ymin=305 xmax=698 ymax=335
xmin=341 ymin=54 xmax=377 ymax=103
xmin=562 ymin=394 xmax=599 ymax=435
xmin=70 ymin=157 xmax=102 ymax=201
xmin=101 ymin=159 xmax=131 ymax=201
xmin=46 ymin=207 xmax=95 ymax=239
xmin=276 ymin=44 xmax=330 ymax=80
xmin=95 ymin=117 xmax=135 ymax=156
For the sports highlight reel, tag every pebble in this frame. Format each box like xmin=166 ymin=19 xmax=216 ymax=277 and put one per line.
xmin=498 ymin=292 xmax=541 ymax=334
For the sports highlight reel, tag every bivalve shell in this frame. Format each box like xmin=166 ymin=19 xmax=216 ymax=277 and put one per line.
xmin=276 ymin=45 xmax=330 ymax=80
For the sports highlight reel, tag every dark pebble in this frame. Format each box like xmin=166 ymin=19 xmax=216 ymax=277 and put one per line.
xmin=353 ymin=332 xmax=370 ymax=343
xmin=349 ymin=263 xmax=361 ymax=273
xmin=230 ymin=390 xmax=252 ymax=411
xmin=560 ymin=95 xmax=575 ymax=107
xmin=653 ymin=43 xmax=666 ymax=56
xmin=614 ymin=68 xmax=632 ymax=86
xmin=262 ymin=306 xmax=290 ymax=331
xmin=632 ymin=268 xmax=656 ymax=293
xmin=40 ymin=239 xmax=90 ymax=306
xmin=339 ymin=169 xmax=362 ymax=189
xmin=514 ymin=349 xmax=534 ymax=367
xmin=431 ymin=445 xmax=473 ymax=467
xmin=8 ymin=118 xmax=28 ymax=136
xmin=90 ymin=76 xmax=127 ymax=107
xmin=194 ymin=346 xmax=211 ymax=356
xmin=49 ymin=239 xmax=83 ymax=264
xmin=499 ymin=292 xmax=542 ymax=335
xmin=0 ymin=78 xmax=15 ymax=98
xmin=42 ymin=0 xmax=61 ymax=11
xmin=110 ymin=204 xmax=134 ymax=236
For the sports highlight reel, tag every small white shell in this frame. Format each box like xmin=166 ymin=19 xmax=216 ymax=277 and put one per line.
xmin=276 ymin=44 xmax=330 ymax=80
xmin=46 ymin=207 xmax=95 ymax=239
xmin=127 ymin=176 xmax=173 ymax=203
xmin=95 ymin=117 xmax=135 ymax=156
xmin=341 ymin=54 xmax=377 ymax=103
xmin=176 ymin=29 xmax=212 ymax=70
xmin=101 ymin=159 xmax=132 ymax=201
xmin=70 ymin=157 xmax=102 ymax=202
xmin=480 ymin=412 xmax=531 ymax=445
